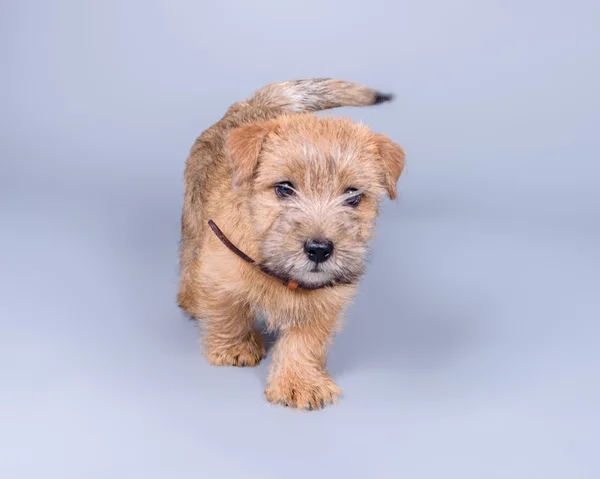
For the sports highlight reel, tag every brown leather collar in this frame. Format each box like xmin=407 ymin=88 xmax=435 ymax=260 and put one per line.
xmin=208 ymin=220 xmax=304 ymax=290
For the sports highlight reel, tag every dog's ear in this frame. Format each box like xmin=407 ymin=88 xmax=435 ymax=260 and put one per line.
xmin=227 ymin=121 xmax=277 ymax=187
xmin=372 ymin=133 xmax=406 ymax=200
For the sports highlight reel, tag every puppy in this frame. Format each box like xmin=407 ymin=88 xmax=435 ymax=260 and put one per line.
xmin=178 ymin=78 xmax=405 ymax=410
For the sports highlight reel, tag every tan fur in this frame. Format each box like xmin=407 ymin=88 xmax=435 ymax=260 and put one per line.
xmin=178 ymin=78 xmax=405 ymax=409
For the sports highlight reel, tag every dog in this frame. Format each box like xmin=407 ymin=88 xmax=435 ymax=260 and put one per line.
xmin=178 ymin=78 xmax=405 ymax=410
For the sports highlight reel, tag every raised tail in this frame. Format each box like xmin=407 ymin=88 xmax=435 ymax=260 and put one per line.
xmin=247 ymin=78 xmax=394 ymax=113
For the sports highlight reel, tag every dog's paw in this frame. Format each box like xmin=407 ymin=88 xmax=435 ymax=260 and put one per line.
xmin=265 ymin=371 xmax=341 ymax=410
xmin=205 ymin=333 xmax=266 ymax=367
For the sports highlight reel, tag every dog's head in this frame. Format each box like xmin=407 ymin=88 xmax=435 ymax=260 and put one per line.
xmin=226 ymin=114 xmax=405 ymax=290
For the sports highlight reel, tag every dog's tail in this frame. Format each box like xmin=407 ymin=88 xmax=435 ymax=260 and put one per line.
xmin=247 ymin=78 xmax=394 ymax=113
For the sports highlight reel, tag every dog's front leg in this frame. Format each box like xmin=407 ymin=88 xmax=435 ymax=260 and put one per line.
xmin=200 ymin=295 xmax=266 ymax=368
xmin=265 ymin=313 xmax=341 ymax=410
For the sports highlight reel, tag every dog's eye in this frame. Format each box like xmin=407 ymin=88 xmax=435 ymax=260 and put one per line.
xmin=274 ymin=182 xmax=295 ymax=198
xmin=344 ymin=188 xmax=363 ymax=207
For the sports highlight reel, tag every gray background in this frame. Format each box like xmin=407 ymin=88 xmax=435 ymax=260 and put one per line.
xmin=1 ymin=1 xmax=599 ymax=478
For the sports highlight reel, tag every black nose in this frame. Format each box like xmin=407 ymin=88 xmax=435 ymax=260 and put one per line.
xmin=304 ymin=239 xmax=334 ymax=263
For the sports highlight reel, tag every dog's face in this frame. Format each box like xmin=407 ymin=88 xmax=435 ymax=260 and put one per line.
xmin=227 ymin=114 xmax=405 ymax=289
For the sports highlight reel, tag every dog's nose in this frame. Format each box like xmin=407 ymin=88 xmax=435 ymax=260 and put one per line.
xmin=304 ymin=239 xmax=334 ymax=263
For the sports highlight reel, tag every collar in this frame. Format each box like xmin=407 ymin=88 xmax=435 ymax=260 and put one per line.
xmin=208 ymin=219 xmax=310 ymax=291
